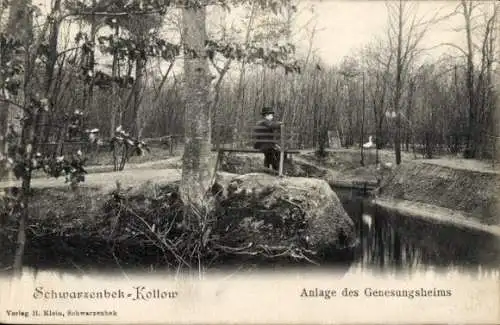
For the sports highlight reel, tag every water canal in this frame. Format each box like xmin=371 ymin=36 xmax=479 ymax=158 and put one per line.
xmin=335 ymin=187 xmax=500 ymax=274
xmin=4 ymin=186 xmax=499 ymax=276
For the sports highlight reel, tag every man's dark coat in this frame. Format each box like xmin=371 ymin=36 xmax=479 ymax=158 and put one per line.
xmin=253 ymin=119 xmax=281 ymax=150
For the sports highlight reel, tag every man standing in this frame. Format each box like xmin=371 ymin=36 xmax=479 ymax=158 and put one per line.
xmin=253 ymin=106 xmax=283 ymax=171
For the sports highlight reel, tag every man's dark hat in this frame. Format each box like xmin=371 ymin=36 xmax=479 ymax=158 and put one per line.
xmin=261 ymin=106 xmax=274 ymax=116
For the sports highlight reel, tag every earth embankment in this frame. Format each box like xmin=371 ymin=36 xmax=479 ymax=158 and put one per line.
xmin=376 ymin=160 xmax=500 ymax=227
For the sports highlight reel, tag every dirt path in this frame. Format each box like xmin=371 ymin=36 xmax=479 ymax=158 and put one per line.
xmin=292 ymin=155 xmax=340 ymax=178
xmin=0 ymin=168 xmax=182 ymax=192
xmin=1 ymin=149 xmax=496 ymax=199
xmin=374 ymin=198 xmax=500 ymax=237
xmin=421 ymin=158 xmax=499 ymax=174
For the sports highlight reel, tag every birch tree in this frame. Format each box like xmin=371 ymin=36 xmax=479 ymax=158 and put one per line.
xmin=1 ymin=1 xmax=60 ymax=274
xmin=0 ymin=0 xmax=33 ymax=161
xmin=179 ymin=3 xmax=213 ymax=213
xmin=179 ymin=0 xmax=300 ymax=217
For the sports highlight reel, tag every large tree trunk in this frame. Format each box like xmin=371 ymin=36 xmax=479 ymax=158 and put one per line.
xmin=13 ymin=121 xmax=35 ymax=273
xmin=0 ymin=0 xmax=32 ymax=157
xmin=12 ymin=0 xmax=44 ymax=275
xmin=180 ymin=5 xmax=215 ymax=215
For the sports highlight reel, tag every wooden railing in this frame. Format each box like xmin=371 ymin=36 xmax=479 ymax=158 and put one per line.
xmin=214 ymin=125 xmax=299 ymax=149
xmin=36 ymin=134 xmax=184 ymax=158
xmin=212 ymin=123 xmax=300 ymax=177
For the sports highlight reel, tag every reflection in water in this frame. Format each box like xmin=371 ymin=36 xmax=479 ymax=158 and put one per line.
xmin=336 ymin=188 xmax=500 ymax=274
xmin=3 ymin=187 xmax=499 ymax=276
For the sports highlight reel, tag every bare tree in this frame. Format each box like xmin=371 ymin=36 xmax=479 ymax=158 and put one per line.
xmin=233 ymin=1 xmax=258 ymax=133
xmin=361 ymin=39 xmax=393 ymax=163
xmin=11 ymin=3 xmax=53 ymax=274
xmin=385 ymin=0 xmax=454 ymax=164
xmin=458 ymin=0 xmax=498 ymax=158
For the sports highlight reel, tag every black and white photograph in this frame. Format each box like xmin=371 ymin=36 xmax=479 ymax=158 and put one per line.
xmin=0 ymin=0 xmax=498 ymax=323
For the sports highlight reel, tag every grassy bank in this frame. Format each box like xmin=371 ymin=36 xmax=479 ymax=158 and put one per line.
xmin=1 ymin=148 xmax=498 ymax=274
xmin=0 ymin=168 xmax=356 ymax=273
xmin=377 ymin=160 xmax=500 ymax=226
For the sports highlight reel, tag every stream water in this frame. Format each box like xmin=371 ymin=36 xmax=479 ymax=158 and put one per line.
xmin=5 ymin=186 xmax=500 ymax=276
xmin=336 ymin=187 xmax=500 ymax=274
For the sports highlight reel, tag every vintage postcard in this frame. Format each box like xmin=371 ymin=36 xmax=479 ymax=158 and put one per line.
xmin=0 ymin=0 xmax=499 ymax=323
